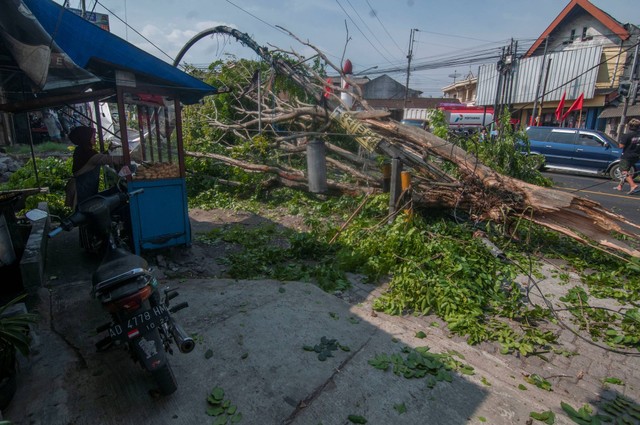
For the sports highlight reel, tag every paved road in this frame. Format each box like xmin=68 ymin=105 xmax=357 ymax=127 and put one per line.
xmin=543 ymin=171 xmax=640 ymax=221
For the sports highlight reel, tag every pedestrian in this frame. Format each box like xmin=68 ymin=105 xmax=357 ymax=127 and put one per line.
xmin=480 ymin=127 xmax=488 ymax=141
xmin=42 ymin=110 xmax=63 ymax=142
xmin=614 ymin=118 xmax=640 ymax=194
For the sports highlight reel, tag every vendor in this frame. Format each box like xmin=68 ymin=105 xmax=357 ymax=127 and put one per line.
xmin=70 ymin=126 xmax=123 ymax=206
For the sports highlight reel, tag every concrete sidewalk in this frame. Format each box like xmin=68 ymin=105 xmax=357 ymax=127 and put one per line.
xmin=3 ymin=224 xmax=639 ymax=424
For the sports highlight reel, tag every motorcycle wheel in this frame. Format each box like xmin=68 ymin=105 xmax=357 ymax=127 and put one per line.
xmin=152 ymin=362 xmax=177 ymax=395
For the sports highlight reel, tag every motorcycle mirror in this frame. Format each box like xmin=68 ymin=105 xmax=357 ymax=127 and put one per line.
xmin=25 ymin=209 xmax=48 ymax=221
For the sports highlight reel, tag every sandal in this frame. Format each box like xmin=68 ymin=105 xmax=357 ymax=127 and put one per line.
xmin=613 ymin=186 xmax=623 ymax=191
xmin=627 ymin=187 xmax=640 ymax=195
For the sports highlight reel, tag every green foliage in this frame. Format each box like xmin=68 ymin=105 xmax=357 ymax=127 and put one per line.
xmin=530 ymin=410 xmax=555 ymax=424
xmin=525 ymin=373 xmax=552 ymax=391
xmin=5 ymin=142 xmax=71 ymax=155
xmin=429 ymin=109 xmax=449 ymax=139
xmin=206 ymin=386 xmax=241 ymax=424
xmin=452 ymin=108 xmax=551 ymax=186
xmin=0 ymin=157 xmax=72 ymax=217
xmin=0 ymin=294 xmax=39 ymax=372
xmin=560 ymin=401 xmax=613 ymax=425
xmin=368 ymin=345 xmax=474 ymax=385
xmin=598 ymin=394 xmax=640 ymax=423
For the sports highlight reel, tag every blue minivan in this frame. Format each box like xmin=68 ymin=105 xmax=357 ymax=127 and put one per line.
xmin=525 ymin=126 xmax=638 ymax=180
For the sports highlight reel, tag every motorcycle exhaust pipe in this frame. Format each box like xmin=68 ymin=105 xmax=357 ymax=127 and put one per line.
xmin=171 ymin=322 xmax=195 ymax=354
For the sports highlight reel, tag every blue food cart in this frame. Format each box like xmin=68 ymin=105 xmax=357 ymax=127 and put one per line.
xmin=0 ymin=0 xmax=217 ymax=255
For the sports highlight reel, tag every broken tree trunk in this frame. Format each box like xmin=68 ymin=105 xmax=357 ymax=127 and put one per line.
xmin=364 ymin=118 xmax=640 ymax=258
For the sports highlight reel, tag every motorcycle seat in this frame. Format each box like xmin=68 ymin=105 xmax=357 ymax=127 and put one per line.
xmin=92 ymin=250 xmax=149 ymax=288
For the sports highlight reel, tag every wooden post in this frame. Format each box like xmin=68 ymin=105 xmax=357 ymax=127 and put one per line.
xmin=401 ymin=171 xmax=412 ymax=217
xmin=382 ymin=163 xmax=391 ymax=192
xmin=388 ymin=158 xmax=402 ymax=222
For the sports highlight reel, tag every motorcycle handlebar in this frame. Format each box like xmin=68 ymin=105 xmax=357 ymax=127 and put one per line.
xmin=50 ymin=188 xmax=143 ymax=237
xmin=48 ymin=227 xmax=63 ymax=238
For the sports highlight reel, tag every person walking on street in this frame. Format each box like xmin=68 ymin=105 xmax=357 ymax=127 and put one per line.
xmin=614 ymin=118 xmax=640 ymax=194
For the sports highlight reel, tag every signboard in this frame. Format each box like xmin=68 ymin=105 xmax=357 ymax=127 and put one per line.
xmin=330 ymin=108 xmax=382 ymax=152
xmin=68 ymin=8 xmax=110 ymax=32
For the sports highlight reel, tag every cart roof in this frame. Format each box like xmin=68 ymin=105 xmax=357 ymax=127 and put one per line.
xmin=0 ymin=0 xmax=217 ymax=112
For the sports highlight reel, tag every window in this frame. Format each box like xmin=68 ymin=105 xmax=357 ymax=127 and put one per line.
xmin=581 ymin=27 xmax=588 ymax=40
xmin=570 ymin=29 xmax=576 ymax=42
xmin=577 ymin=133 xmax=604 ymax=147
xmin=549 ymin=130 xmax=576 ymax=144
xmin=526 ymin=127 xmax=551 ymax=141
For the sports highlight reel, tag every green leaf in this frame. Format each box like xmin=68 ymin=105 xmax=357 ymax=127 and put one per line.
xmin=393 ymin=403 xmax=407 ymax=414
xmin=227 ymin=405 xmax=237 ymax=415
xmin=518 ymin=384 xmax=527 ymax=390
xmin=211 ymin=387 xmax=225 ymax=401
xmin=207 ymin=406 xmax=225 ymax=416
xmin=603 ymin=377 xmax=624 ymax=385
xmin=213 ymin=415 xmax=228 ymax=425
xmin=347 ymin=415 xmax=367 ymax=424
xmin=415 ymin=331 xmax=427 ymax=339
xmin=478 ymin=417 xmax=486 ymax=423
xmin=230 ymin=413 xmax=242 ymax=423
xmin=530 ymin=410 xmax=555 ymax=424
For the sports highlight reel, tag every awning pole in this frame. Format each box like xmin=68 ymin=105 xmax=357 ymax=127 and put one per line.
xmin=26 ymin=121 xmax=40 ymax=188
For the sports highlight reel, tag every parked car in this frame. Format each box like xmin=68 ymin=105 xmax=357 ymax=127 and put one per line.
xmin=524 ymin=126 xmax=639 ymax=180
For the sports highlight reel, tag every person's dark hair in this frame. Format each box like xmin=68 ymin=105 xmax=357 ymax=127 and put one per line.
xmin=68 ymin=126 xmax=95 ymax=146
xmin=629 ymin=118 xmax=640 ymax=130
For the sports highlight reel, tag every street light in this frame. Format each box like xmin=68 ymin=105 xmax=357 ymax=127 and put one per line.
xmin=355 ymin=65 xmax=379 ymax=76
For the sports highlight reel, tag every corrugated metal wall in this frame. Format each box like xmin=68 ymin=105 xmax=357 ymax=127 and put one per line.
xmin=476 ymin=46 xmax=602 ymax=106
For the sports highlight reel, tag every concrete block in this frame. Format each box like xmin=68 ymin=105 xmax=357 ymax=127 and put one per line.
xmin=19 ymin=202 xmax=50 ymax=293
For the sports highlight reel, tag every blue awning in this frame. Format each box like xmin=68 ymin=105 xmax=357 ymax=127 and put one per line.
xmin=22 ymin=0 xmax=216 ymax=104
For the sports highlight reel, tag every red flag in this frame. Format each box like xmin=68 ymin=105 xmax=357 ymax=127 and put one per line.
xmin=555 ymin=91 xmax=566 ymax=121
xmin=323 ymin=78 xmax=332 ymax=99
xmin=561 ymin=93 xmax=584 ymax=121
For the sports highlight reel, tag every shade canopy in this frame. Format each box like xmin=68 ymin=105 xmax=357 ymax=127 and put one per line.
xmin=0 ymin=0 xmax=216 ymax=112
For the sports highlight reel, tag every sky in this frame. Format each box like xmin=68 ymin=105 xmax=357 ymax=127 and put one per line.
xmin=55 ymin=0 xmax=640 ymax=97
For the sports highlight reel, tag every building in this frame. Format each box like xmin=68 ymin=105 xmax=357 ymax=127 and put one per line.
xmin=474 ymin=0 xmax=639 ymax=137
xmin=441 ymin=73 xmax=478 ymax=106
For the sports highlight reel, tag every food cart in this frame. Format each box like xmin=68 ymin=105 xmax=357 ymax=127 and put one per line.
xmin=108 ymin=86 xmax=196 ymax=254
xmin=0 ymin=0 xmax=217 ymax=255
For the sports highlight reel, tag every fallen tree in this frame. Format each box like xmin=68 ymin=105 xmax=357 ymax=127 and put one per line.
xmin=181 ymin=26 xmax=640 ymax=259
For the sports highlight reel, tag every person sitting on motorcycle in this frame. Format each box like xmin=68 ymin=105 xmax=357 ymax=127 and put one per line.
xmin=70 ymin=126 xmax=124 ymax=206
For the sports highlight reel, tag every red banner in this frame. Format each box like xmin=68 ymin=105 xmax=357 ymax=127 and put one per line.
xmin=555 ymin=91 xmax=566 ymax=121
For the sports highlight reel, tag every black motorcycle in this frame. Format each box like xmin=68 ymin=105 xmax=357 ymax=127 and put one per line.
xmin=49 ymin=188 xmax=194 ymax=395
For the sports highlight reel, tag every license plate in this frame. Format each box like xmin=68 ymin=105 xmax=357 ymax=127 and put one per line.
xmin=108 ymin=304 xmax=170 ymax=341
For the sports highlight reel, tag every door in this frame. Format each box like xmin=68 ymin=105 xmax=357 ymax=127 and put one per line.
xmin=572 ymin=131 xmax=620 ymax=173
xmin=543 ymin=129 xmax=577 ymax=166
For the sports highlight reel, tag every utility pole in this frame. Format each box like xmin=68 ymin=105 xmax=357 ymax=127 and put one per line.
xmin=403 ymin=29 xmax=418 ymax=109
xmin=617 ymin=36 xmax=640 ymax=141
xmin=506 ymin=39 xmax=518 ymax=110
xmin=493 ymin=46 xmax=506 ymax=126
xmin=532 ymin=37 xmax=549 ymax=126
